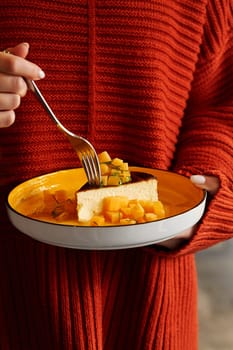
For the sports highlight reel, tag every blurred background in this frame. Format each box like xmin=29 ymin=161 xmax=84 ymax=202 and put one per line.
xmin=197 ymin=239 xmax=233 ymax=350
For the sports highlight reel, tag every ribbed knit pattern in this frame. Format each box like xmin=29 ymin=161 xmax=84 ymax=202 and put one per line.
xmin=0 ymin=0 xmax=233 ymax=349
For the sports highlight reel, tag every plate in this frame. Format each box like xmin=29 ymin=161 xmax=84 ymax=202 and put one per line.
xmin=6 ymin=167 xmax=207 ymax=250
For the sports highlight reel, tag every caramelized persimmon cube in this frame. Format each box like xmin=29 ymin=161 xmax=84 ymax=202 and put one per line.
xmin=139 ymin=200 xmax=155 ymax=213
xmin=120 ymin=175 xmax=131 ymax=184
xmin=136 ymin=217 xmax=146 ymax=224
xmin=120 ymin=207 xmax=133 ymax=218
xmin=100 ymin=163 xmax=110 ymax=175
xmin=122 ymin=170 xmax=131 ymax=177
xmin=107 ymin=175 xmax=122 ymax=186
xmin=111 ymin=157 xmax=123 ymax=167
xmin=98 ymin=151 xmax=112 ymax=163
xmin=103 ymin=196 xmax=129 ymax=212
xmin=119 ymin=218 xmax=136 ymax=225
xmin=130 ymin=203 xmax=145 ymax=220
xmin=120 ymin=170 xmax=131 ymax=184
xmin=120 ymin=162 xmax=129 ymax=171
xmin=110 ymin=168 xmax=121 ymax=176
xmin=151 ymin=201 xmax=166 ymax=217
xmin=101 ymin=175 xmax=108 ymax=186
xmin=144 ymin=213 xmax=158 ymax=222
xmin=105 ymin=211 xmax=122 ymax=224
xmin=128 ymin=199 xmax=139 ymax=206
xmin=90 ymin=215 xmax=105 ymax=226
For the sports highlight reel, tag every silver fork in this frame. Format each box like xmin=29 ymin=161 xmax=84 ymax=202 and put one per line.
xmin=26 ymin=80 xmax=101 ymax=187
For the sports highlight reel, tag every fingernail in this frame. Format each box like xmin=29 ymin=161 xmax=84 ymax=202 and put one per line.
xmin=38 ymin=70 xmax=45 ymax=79
xmin=190 ymin=175 xmax=206 ymax=185
xmin=22 ymin=42 xmax=30 ymax=49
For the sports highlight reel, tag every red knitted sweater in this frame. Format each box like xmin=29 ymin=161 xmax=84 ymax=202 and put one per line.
xmin=1 ymin=1 xmax=233 ymax=349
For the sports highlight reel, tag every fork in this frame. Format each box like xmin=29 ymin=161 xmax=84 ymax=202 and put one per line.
xmin=26 ymin=80 xmax=101 ymax=187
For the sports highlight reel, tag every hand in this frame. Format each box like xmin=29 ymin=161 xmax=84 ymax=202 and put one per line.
xmin=0 ymin=42 xmax=45 ymax=128
xmin=157 ymin=175 xmax=220 ymax=250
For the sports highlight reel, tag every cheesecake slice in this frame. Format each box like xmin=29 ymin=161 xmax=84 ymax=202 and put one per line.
xmin=77 ymin=172 xmax=158 ymax=223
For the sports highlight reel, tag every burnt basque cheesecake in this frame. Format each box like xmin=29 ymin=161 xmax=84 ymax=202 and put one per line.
xmin=77 ymin=172 xmax=158 ymax=223
xmin=76 ymin=152 xmax=165 ymax=225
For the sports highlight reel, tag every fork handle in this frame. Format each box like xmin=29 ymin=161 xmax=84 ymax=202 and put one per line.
xmin=26 ymin=79 xmax=62 ymax=128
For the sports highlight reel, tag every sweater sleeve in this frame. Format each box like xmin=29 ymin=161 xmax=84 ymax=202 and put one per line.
xmin=154 ymin=0 xmax=233 ymax=256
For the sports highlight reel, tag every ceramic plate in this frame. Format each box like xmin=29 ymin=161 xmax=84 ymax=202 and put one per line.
xmin=6 ymin=167 xmax=206 ymax=250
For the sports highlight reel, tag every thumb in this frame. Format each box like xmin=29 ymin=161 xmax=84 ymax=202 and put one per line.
xmin=190 ymin=175 xmax=220 ymax=195
xmin=5 ymin=42 xmax=30 ymax=58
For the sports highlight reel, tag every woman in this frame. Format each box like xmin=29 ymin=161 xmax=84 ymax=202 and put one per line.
xmin=0 ymin=1 xmax=232 ymax=349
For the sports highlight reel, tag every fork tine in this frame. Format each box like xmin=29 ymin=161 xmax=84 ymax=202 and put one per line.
xmin=81 ymin=155 xmax=92 ymax=184
xmin=81 ymin=154 xmax=95 ymax=185
xmin=88 ymin=153 xmax=101 ymax=184
xmin=81 ymin=152 xmax=101 ymax=186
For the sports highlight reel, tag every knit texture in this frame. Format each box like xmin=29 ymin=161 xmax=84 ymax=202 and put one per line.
xmin=0 ymin=0 xmax=233 ymax=349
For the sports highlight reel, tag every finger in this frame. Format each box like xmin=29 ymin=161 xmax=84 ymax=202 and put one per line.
xmin=157 ymin=226 xmax=196 ymax=249
xmin=0 ymin=49 xmax=45 ymax=81
xmin=0 ymin=93 xmax=20 ymax=111
xmin=0 ymin=110 xmax=15 ymax=127
xmin=190 ymin=175 xmax=220 ymax=195
xmin=5 ymin=42 xmax=30 ymax=59
xmin=0 ymin=73 xmax=28 ymax=97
